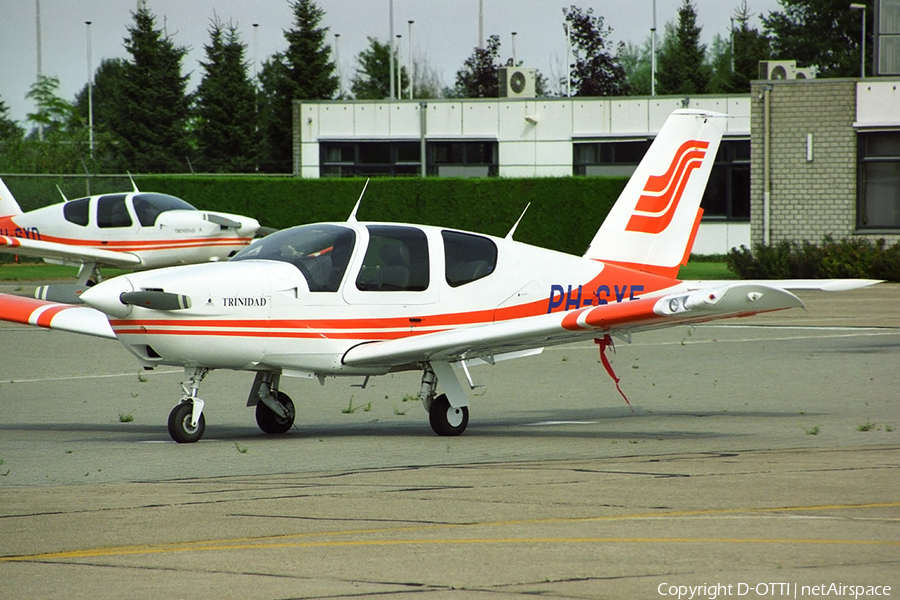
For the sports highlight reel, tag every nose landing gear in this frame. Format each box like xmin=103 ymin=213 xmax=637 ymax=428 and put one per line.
xmin=168 ymin=367 xmax=208 ymax=443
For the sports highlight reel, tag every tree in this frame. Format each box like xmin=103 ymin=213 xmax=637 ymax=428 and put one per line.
xmin=74 ymin=58 xmax=130 ymax=172
xmin=707 ymin=3 xmax=772 ymax=93
xmin=20 ymin=76 xmax=87 ymax=172
xmin=0 ymin=97 xmax=22 ymax=141
xmin=115 ymin=5 xmax=192 ymax=172
xmin=563 ymin=6 xmax=629 ymax=96
xmin=350 ymin=37 xmax=409 ymax=99
xmin=762 ymin=0 xmax=870 ymax=77
xmin=454 ymin=34 xmax=502 ymax=98
xmin=656 ymin=0 xmax=711 ymax=95
xmin=619 ymin=38 xmax=653 ymax=96
xmin=194 ymin=19 xmax=261 ymax=172
xmin=258 ymin=0 xmax=338 ymax=172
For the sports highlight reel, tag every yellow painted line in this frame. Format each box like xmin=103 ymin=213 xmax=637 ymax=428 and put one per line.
xmin=2 ymin=501 xmax=897 ymax=563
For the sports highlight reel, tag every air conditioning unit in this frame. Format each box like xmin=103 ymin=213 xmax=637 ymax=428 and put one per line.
xmin=499 ymin=67 xmax=536 ymax=98
xmin=758 ymin=60 xmax=818 ymax=80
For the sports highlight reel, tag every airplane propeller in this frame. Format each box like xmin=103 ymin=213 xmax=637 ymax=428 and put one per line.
xmin=119 ymin=290 xmax=192 ymax=311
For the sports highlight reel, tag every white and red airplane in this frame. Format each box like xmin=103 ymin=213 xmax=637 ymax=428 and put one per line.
xmin=0 ymin=110 xmax=877 ymax=443
xmin=0 ymin=177 xmax=261 ymax=303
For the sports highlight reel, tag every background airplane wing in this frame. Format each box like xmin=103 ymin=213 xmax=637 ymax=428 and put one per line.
xmin=0 ymin=293 xmax=116 ymax=339
xmin=341 ymin=283 xmax=804 ymax=369
xmin=0 ymin=235 xmax=141 ymax=268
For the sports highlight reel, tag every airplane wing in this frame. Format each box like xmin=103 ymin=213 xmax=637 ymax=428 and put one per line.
xmin=681 ymin=279 xmax=880 ymax=292
xmin=0 ymin=293 xmax=116 ymax=339
xmin=0 ymin=235 xmax=141 ymax=268
xmin=341 ymin=282 xmax=804 ymax=369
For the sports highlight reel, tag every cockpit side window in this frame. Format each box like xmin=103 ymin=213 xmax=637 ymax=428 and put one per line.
xmin=62 ymin=198 xmax=90 ymax=226
xmin=132 ymin=193 xmax=197 ymax=227
xmin=96 ymin=194 xmax=133 ymax=228
xmin=442 ymin=230 xmax=497 ymax=287
xmin=356 ymin=226 xmax=429 ymax=292
xmin=231 ymin=224 xmax=356 ymax=292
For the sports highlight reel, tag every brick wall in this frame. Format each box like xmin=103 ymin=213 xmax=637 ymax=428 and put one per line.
xmin=750 ymin=79 xmax=863 ymax=247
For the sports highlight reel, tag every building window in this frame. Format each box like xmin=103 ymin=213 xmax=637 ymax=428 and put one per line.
xmin=858 ymin=131 xmax=900 ymax=228
xmin=428 ymin=141 xmax=498 ymax=177
xmin=701 ymin=140 xmax=750 ymax=220
xmin=320 ymin=141 xmax=421 ymax=177
xmin=573 ymin=140 xmax=651 ymax=177
xmin=573 ymin=138 xmax=750 ymax=221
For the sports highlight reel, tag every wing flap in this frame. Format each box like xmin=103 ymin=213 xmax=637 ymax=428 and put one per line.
xmin=0 ymin=236 xmax=141 ymax=268
xmin=0 ymin=293 xmax=116 ymax=339
xmin=342 ymin=283 xmax=803 ymax=369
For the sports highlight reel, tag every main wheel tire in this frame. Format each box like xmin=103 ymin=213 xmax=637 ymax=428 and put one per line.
xmin=256 ymin=391 xmax=295 ymax=434
xmin=167 ymin=402 xmax=205 ymax=443
xmin=428 ymin=393 xmax=468 ymax=436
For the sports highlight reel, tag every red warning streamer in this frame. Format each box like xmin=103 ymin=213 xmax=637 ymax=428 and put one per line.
xmin=595 ymin=335 xmax=633 ymax=412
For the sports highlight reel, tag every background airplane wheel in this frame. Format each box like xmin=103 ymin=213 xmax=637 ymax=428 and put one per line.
xmin=256 ymin=391 xmax=295 ymax=434
xmin=428 ymin=393 xmax=468 ymax=436
xmin=167 ymin=403 xmax=205 ymax=443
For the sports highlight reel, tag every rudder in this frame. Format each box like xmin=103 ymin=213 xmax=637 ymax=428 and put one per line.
xmin=0 ymin=177 xmax=23 ymax=218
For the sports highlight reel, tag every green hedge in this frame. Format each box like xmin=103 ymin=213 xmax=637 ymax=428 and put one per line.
xmin=2 ymin=175 xmax=628 ymax=256
xmin=727 ymin=237 xmax=900 ymax=282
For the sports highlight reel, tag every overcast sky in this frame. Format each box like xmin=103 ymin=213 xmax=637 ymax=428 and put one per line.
xmin=0 ymin=0 xmax=782 ymax=126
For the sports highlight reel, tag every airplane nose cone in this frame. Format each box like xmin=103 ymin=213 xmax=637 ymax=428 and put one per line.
xmin=239 ymin=217 xmax=261 ymax=238
xmin=80 ymin=276 xmax=134 ymax=318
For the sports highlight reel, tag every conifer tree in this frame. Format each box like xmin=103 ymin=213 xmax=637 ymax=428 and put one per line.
xmin=115 ymin=5 xmax=191 ymax=172
xmin=194 ymin=19 xmax=261 ymax=172
xmin=656 ymin=0 xmax=711 ymax=95
xmin=258 ymin=0 xmax=338 ymax=172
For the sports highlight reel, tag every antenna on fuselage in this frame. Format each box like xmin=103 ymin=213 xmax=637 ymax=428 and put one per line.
xmin=55 ymin=185 xmax=69 ymax=202
xmin=347 ymin=178 xmax=370 ymax=223
xmin=505 ymin=202 xmax=531 ymax=240
xmin=126 ymin=172 xmax=140 ymax=193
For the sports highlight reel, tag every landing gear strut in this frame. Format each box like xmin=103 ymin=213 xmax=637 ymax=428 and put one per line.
xmin=168 ymin=367 xmax=208 ymax=443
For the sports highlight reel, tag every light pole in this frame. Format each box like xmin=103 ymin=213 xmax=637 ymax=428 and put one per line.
xmin=86 ymin=21 xmax=93 ymax=158
xmin=334 ymin=32 xmax=341 ymax=96
xmin=850 ymin=3 xmax=866 ymax=78
xmin=396 ymin=34 xmax=402 ymax=100
xmin=651 ymin=0 xmax=657 ymax=96
xmin=407 ymin=20 xmax=414 ymax=99
xmin=389 ymin=0 xmax=395 ymax=100
xmin=511 ymin=31 xmax=517 ymax=65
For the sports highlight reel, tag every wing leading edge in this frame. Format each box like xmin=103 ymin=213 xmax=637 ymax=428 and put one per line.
xmin=341 ymin=283 xmax=804 ymax=369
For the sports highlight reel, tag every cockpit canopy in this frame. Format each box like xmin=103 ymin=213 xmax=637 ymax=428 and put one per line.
xmin=231 ymin=224 xmax=356 ymax=292
xmin=62 ymin=193 xmax=197 ymax=228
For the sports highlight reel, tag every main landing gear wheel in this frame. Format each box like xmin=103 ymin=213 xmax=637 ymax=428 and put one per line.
xmin=429 ymin=393 xmax=468 ymax=436
xmin=256 ymin=391 xmax=295 ymax=434
xmin=168 ymin=402 xmax=206 ymax=443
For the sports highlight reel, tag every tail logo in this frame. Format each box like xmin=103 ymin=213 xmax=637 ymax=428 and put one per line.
xmin=625 ymin=139 xmax=710 ymax=235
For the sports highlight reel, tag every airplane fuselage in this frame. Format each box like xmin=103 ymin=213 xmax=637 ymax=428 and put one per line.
xmin=82 ymin=221 xmax=683 ymax=377
xmin=0 ymin=192 xmax=258 ymax=269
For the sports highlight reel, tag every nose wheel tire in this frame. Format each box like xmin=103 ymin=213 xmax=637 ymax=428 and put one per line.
xmin=428 ymin=393 xmax=468 ymax=436
xmin=168 ymin=402 xmax=206 ymax=443
xmin=256 ymin=391 xmax=295 ymax=434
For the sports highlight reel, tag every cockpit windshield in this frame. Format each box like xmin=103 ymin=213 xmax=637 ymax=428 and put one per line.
xmin=231 ymin=224 xmax=356 ymax=292
xmin=132 ymin=193 xmax=197 ymax=227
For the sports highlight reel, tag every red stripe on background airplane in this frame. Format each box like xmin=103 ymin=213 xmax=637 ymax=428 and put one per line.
xmin=0 ymin=110 xmax=878 ymax=444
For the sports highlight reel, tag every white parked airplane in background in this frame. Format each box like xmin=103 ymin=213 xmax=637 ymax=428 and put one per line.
xmin=0 ymin=177 xmax=261 ymax=303
xmin=0 ymin=110 xmax=877 ymax=443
